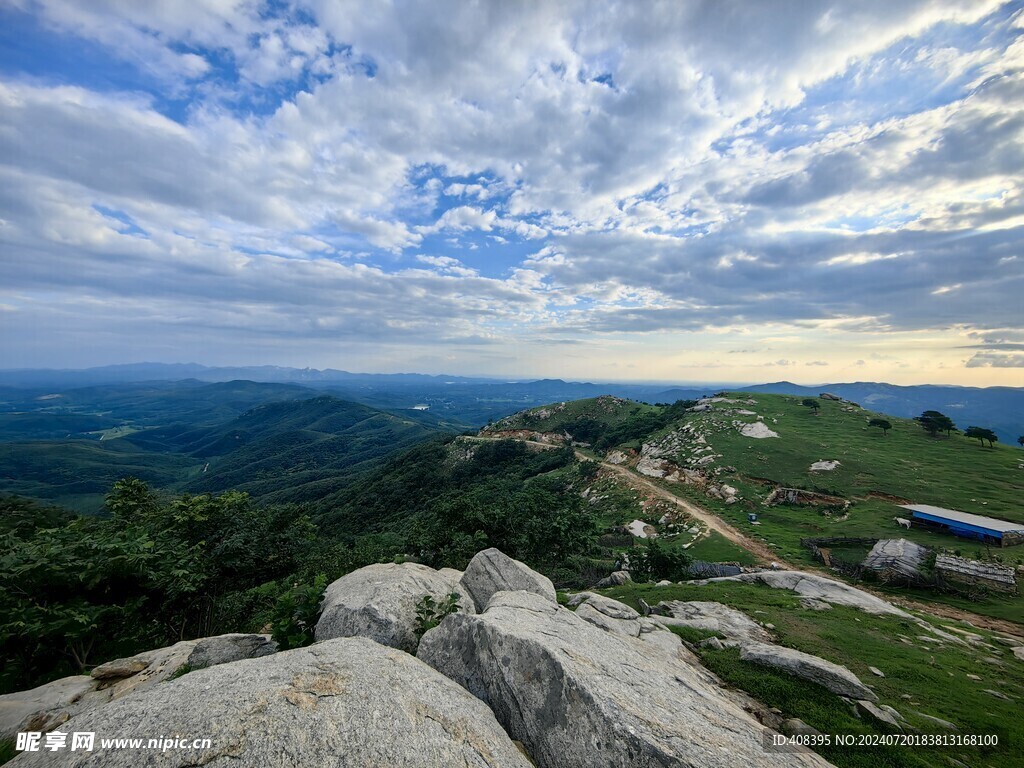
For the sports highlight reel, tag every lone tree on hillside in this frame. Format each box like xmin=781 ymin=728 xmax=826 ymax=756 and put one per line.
xmin=1018 ymin=435 xmax=1024 ymax=448
xmin=915 ymin=410 xmax=956 ymax=438
xmin=868 ymin=417 xmax=892 ymax=436
xmin=965 ymin=426 xmax=998 ymax=448
xmin=802 ymin=398 xmax=821 ymax=415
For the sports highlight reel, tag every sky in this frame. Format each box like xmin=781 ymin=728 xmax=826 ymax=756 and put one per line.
xmin=0 ymin=0 xmax=1022 ymax=386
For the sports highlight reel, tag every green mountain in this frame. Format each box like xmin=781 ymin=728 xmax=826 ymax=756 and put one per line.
xmin=0 ymin=393 xmax=449 ymax=513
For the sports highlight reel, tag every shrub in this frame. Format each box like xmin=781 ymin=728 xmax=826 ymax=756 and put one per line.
xmin=414 ymin=592 xmax=461 ymax=641
xmin=271 ymin=574 xmax=327 ymax=650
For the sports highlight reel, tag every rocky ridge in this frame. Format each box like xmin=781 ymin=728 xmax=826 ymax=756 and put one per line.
xmin=4 ymin=550 xmax=835 ymax=767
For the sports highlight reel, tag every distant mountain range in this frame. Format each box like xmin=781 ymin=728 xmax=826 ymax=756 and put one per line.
xmin=1 ymin=364 xmax=1021 ymax=444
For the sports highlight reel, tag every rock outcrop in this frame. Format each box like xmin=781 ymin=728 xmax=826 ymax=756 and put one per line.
xmin=459 ymin=548 xmax=556 ymax=611
xmin=693 ymin=570 xmax=911 ymax=617
xmin=315 ymin=562 xmax=473 ymax=652
xmin=418 ymin=590 xmax=830 ymax=768
xmin=0 ymin=634 xmax=275 ymax=740
xmin=739 ymin=642 xmax=877 ymax=701
xmin=11 ymin=638 xmax=533 ymax=768
xmin=651 ymin=600 xmax=774 ymax=645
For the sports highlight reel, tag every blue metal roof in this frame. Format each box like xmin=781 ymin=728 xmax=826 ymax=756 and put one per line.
xmin=900 ymin=504 xmax=1024 ymax=536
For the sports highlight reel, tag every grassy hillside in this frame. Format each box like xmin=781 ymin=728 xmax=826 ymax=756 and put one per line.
xmin=492 ymin=391 xmax=1024 ymax=620
xmin=605 ymin=579 xmax=1022 ymax=768
xmin=486 ymin=395 xmax=692 ymax=451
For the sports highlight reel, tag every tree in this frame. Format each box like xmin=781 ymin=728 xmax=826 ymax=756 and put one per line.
xmin=1018 ymin=435 xmax=1024 ymax=448
xmin=868 ymin=418 xmax=891 ymax=436
xmin=802 ymin=398 xmax=820 ymax=414
xmin=965 ymin=426 xmax=998 ymax=448
xmin=915 ymin=410 xmax=956 ymax=438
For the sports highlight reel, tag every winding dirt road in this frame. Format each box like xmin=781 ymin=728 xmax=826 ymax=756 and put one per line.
xmin=462 ymin=434 xmax=1024 ymax=636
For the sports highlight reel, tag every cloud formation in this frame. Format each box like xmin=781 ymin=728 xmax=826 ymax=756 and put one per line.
xmin=0 ymin=0 xmax=1021 ymax=382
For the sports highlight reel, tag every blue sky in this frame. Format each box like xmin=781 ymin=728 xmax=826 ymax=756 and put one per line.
xmin=1 ymin=0 xmax=1022 ymax=384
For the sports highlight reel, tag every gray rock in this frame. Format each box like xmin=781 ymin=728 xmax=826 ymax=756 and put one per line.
xmin=574 ymin=602 xmax=640 ymax=638
xmin=868 ymin=666 xmax=885 ymax=678
xmin=418 ymin=590 xmax=830 ymax=768
xmin=739 ymin=643 xmax=877 ymax=701
xmin=694 ymin=571 xmax=910 ymax=617
xmin=595 ymin=570 xmax=632 ymax=588
xmin=910 ymin=711 xmax=958 ymax=730
xmin=0 ymin=634 xmax=276 ymax=740
xmin=460 ymin=548 xmax=556 ymax=612
xmin=577 ymin=593 xmax=639 ymax=621
xmin=11 ymin=638 xmax=532 ymax=768
xmin=653 ymin=601 xmax=773 ymax=644
xmin=565 ymin=591 xmax=598 ymax=607
xmin=89 ymin=659 xmax=150 ymax=681
xmin=800 ymin=598 xmax=832 ymax=611
xmin=700 ymin=636 xmax=726 ymax=651
xmin=856 ymin=700 xmax=901 ymax=729
xmin=878 ymin=704 xmax=905 ymax=723
xmin=315 ymin=561 xmax=472 ymax=652
xmin=984 ymin=688 xmax=1012 ymax=700
xmin=655 ymin=579 xmax=673 ymax=586
xmin=781 ymin=718 xmax=823 ymax=737
xmin=1013 ymin=646 xmax=1024 ymax=662
xmin=186 ymin=633 xmax=277 ymax=669
xmin=0 ymin=676 xmax=94 ymax=740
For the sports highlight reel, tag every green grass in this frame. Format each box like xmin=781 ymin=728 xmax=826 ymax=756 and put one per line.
xmin=603 ymin=580 xmax=1023 ymax=768
xmin=620 ymin=393 xmax=1024 ymax=621
xmin=684 ymin=530 xmax=758 ymax=565
xmin=698 ymin=393 xmax=1022 ymax=520
xmin=489 ymin=395 xmax=659 ymax=434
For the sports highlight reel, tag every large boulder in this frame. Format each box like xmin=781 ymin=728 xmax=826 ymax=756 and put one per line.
xmin=315 ymin=562 xmax=473 ymax=652
xmin=418 ymin=590 xmax=830 ymax=768
xmin=459 ymin=548 xmax=556 ymax=612
xmin=652 ymin=601 xmax=774 ymax=645
xmin=11 ymin=638 xmax=532 ymax=768
xmin=0 ymin=677 xmax=95 ymax=742
xmin=693 ymin=571 xmax=911 ymax=617
xmin=739 ymin=642 xmax=877 ymax=701
xmin=0 ymin=634 xmax=275 ymax=740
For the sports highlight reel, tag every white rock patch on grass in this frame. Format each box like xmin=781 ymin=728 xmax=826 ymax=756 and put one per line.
xmin=627 ymin=519 xmax=654 ymax=538
xmin=740 ymin=422 xmax=779 ymax=439
xmin=809 ymin=460 xmax=841 ymax=472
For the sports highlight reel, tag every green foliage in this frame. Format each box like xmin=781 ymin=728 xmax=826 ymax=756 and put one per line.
xmin=413 ymin=592 xmax=461 ymax=641
xmin=915 ymin=410 xmax=956 ymax=437
xmin=1 ymin=479 xmax=320 ymax=693
xmin=605 ymin=580 xmax=1018 ymax=768
xmin=627 ymin=538 xmax=692 ymax=583
xmin=166 ymin=663 xmax=194 ymax=681
xmin=964 ymin=426 xmax=998 ymax=448
xmin=0 ymin=495 xmax=74 ymax=538
xmin=664 ymin=625 xmax=724 ymax=645
xmin=868 ymin=418 xmax=891 ymax=435
xmin=802 ymin=398 xmax=821 ymax=413
xmin=271 ymin=575 xmax=327 ymax=650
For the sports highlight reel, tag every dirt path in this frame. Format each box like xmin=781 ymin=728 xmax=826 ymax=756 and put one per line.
xmin=463 ymin=434 xmax=791 ymax=566
xmin=593 ymin=459 xmax=792 ymax=567
xmin=462 ymin=435 xmax=1022 ymax=633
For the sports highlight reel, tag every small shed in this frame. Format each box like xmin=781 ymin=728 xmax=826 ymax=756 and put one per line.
xmin=900 ymin=504 xmax=1024 ymax=547
xmin=934 ymin=554 xmax=1017 ymax=594
xmin=862 ymin=538 xmax=929 ymax=581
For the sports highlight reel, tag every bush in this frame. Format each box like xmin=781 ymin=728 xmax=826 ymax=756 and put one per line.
xmin=413 ymin=592 xmax=461 ymax=641
xmin=628 ymin=539 xmax=692 ymax=583
xmin=271 ymin=575 xmax=327 ymax=650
